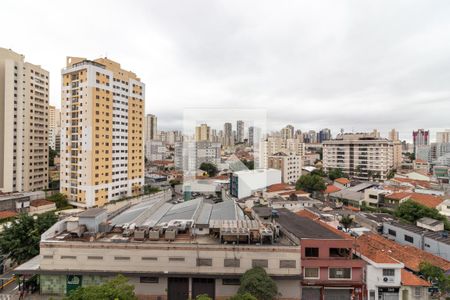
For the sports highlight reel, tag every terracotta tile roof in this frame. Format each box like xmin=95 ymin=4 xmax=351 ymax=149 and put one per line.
xmin=385 ymin=192 xmax=412 ymax=201
xmin=266 ymin=183 xmax=294 ymax=193
xmin=279 ymin=189 xmax=308 ymax=196
xmin=392 ymin=178 xmax=432 ymax=189
xmin=401 ymin=269 xmax=431 ymax=287
xmin=355 ymin=237 xmax=400 ymax=264
xmin=0 ymin=210 xmax=17 ymax=219
xmin=409 ymin=193 xmax=444 ymax=209
xmin=31 ymin=199 xmax=56 ymax=207
xmin=335 ymin=178 xmax=350 ymax=185
xmin=325 ymin=185 xmax=341 ymax=194
xmin=356 ymin=233 xmax=450 ymax=272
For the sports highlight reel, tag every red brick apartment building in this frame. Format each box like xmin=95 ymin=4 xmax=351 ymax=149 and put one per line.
xmin=277 ymin=208 xmax=365 ymax=300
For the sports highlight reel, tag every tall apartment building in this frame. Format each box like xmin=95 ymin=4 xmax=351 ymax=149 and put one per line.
xmin=48 ymin=105 xmax=61 ymax=150
xmin=174 ymin=141 xmax=221 ymax=170
xmin=281 ymin=125 xmax=294 ymax=140
xmin=144 ymin=114 xmax=157 ymax=141
xmin=236 ymin=120 xmax=244 ymax=143
xmin=248 ymin=126 xmax=255 ymax=146
xmin=318 ymin=128 xmax=331 ymax=143
xmin=267 ymin=152 xmax=302 ymax=184
xmin=0 ymin=48 xmax=49 ymax=193
xmin=413 ymin=129 xmax=429 ymax=154
xmin=195 ymin=123 xmax=210 ymax=142
xmin=388 ymin=128 xmax=399 ymax=142
xmin=260 ymin=137 xmax=305 ymax=169
xmin=223 ymin=122 xmax=233 ymax=147
xmin=60 ymin=57 xmax=144 ymax=208
xmin=323 ymin=133 xmax=394 ymax=181
xmin=437 ymin=130 xmax=450 ymax=144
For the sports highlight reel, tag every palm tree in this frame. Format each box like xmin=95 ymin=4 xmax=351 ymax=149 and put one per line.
xmin=340 ymin=215 xmax=354 ymax=231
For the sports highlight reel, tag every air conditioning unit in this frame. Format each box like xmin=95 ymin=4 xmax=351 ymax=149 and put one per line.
xmin=383 ymin=277 xmax=394 ymax=283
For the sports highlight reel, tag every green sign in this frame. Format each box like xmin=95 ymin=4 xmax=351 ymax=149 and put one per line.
xmin=66 ymin=275 xmax=82 ymax=294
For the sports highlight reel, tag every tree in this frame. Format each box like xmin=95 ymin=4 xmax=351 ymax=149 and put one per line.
xmin=340 ymin=215 xmax=354 ymax=230
xmin=48 ymin=147 xmax=59 ymax=167
xmin=328 ymin=168 xmax=345 ymax=181
xmin=229 ymin=293 xmax=257 ymax=300
xmin=311 ymin=168 xmax=327 ymax=177
xmin=387 ymin=169 xmax=396 ymax=179
xmin=295 ymin=174 xmax=326 ymax=193
xmin=419 ymin=261 xmax=450 ymax=295
xmin=0 ymin=212 xmax=57 ymax=264
xmin=65 ymin=275 xmax=137 ymax=300
xmin=242 ymin=159 xmax=254 ymax=170
xmin=47 ymin=193 xmax=69 ymax=209
xmin=144 ymin=185 xmax=160 ymax=195
xmin=199 ymin=162 xmax=219 ymax=177
xmin=169 ymin=179 xmax=181 ymax=187
xmin=238 ymin=267 xmax=277 ymax=300
xmin=394 ymin=200 xmax=450 ymax=230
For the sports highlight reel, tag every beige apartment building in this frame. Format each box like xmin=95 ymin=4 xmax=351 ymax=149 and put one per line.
xmin=0 ymin=48 xmax=49 ymax=193
xmin=48 ymin=105 xmax=61 ymax=150
xmin=195 ymin=123 xmax=210 ymax=142
xmin=268 ymin=152 xmax=302 ymax=184
xmin=323 ymin=133 xmax=394 ymax=181
xmin=60 ymin=57 xmax=144 ymax=208
xmin=144 ymin=113 xmax=157 ymax=141
xmin=260 ymin=137 xmax=305 ymax=169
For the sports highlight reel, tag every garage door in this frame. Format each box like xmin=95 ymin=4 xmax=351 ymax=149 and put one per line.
xmin=324 ymin=288 xmax=352 ymax=300
xmin=168 ymin=277 xmax=189 ymax=300
xmin=302 ymin=287 xmax=321 ymax=300
xmin=192 ymin=278 xmax=215 ymax=299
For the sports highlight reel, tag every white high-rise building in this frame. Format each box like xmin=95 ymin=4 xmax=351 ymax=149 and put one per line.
xmin=268 ymin=152 xmax=302 ymax=184
xmin=388 ymin=129 xmax=399 ymax=142
xmin=323 ymin=133 xmax=394 ymax=181
xmin=48 ymin=105 xmax=61 ymax=150
xmin=0 ymin=48 xmax=49 ymax=193
xmin=60 ymin=57 xmax=144 ymax=207
xmin=437 ymin=130 xmax=450 ymax=144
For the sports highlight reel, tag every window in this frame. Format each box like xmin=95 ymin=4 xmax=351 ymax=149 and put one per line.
xmin=414 ymin=287 xmax=422 ymax=297
xmin=305 ymin=247 xmax=319 ymax=257
xmin=224 ymin=259 xmax=240 ymax=267
xmin=61 ymin=256 xmax=76 ymax=260
xmin=140 ymin=277 xmax=158 ymax=284
xmin=280 ymin=260 xmax=296 ymax=268
xmin=388 ymin=229 xmax=396 ymax=237
xmin=329 ymin=248 xmax=350 ymax=257
xmin=382 ymin=269 xmax=395 ymax=276
xmin=223 ymin=278 xmax=240 ymax=285
xmin=169 ymin=257 xmax=185 ymax=262
xmin=114 ymin=256 xmax=130 ymax=260
xmin=329 ymin=268 xmax=351 ymax=279
xmin=252 ymin=259 xmax=268 ymax=268
xmin=304 ymin=268 xmax=319 ymax=279
xmin=142 ymin=257 xmax=158 ymax=261
xmin=404 ymin=235 xmax=414 ymax=243
xmin=87 ymin=256 xmax=103 ymax=260
xmin=369 ymin=290 xmax=375 ymax=300
xmin=197 ymin=258 xmax=212 ymax=266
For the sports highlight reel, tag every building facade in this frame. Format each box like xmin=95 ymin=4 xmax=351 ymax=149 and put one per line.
xmin=60 ymin=57 xmax=144 ymax=207
xmin=0 ymin=48 xmax=49 ymax=193
xmin=48 ymin=105 xmax=61 ymax=151
xmin=413 ymin=129 xmax=429 ymax=154
xmin=323 ymin=133 xmax=394 ymax=181
xmin=144 ymin=114 xmax=157 ymax=142
xmin=267 ymin=152 xmax=302 ymax=184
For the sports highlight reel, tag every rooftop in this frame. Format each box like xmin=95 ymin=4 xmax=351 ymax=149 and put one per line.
xmin=31 ymin=199 xmax=55 ymax=207
xmin=385 ymin=221 xmax=450 ymax=245
xmin=335 ymin=178 xmax=350 ymax=185
xmin=78 ymin=208 xmax=107 ymax=218
xmin=401 ymin=269 xmax=431 ymax=287
xmin=277 ymin=208 xmax=344 ymax=240
xmin=356 ymin=233 xmax=450 ymax=272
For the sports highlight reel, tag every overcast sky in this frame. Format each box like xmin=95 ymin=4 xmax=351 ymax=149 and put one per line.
xmin=2 ymin=0 xmax=449 ymax=141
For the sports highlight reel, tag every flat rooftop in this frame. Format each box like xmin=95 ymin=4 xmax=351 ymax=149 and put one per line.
xmin=276 ymin=208 xmax=344 ymax=240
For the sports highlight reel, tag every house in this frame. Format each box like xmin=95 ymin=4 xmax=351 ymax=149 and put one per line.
xmin=29 ymin=199 xmax=56 ymax=215
xmin=384 ymin=192 xmax=444 ymax=209
xmin=230 ymin=169 xmax=282 ymax=199
xmin=277 ymin=209 xmax=365 ymax=300
xmin=400 ymin=269 xmax=432 ymax=300
xmin=334 ymin=178 xmax=351 ymax=189
xmin=437 ymin=199 xmax=450 ymax=217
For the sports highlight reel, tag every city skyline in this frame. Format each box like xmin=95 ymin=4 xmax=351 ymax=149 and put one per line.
xmin=1 ymin=0 xmax=449 ymax=141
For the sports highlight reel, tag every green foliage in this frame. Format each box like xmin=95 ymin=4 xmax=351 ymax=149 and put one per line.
xmin=395 ymin=200 xmax=450 ymax=230
xmin=169 ymin=179 xmax=181 ymax=187
xmin=238 ymin=267 xmax=277 ymax=300
xmin=242 ymin=159 xmax=255 ymax=170
xmin=229 ymin=293 xmax=258 ymax=300
xmin=65 ymin=275 xmax=137 ymax=300
xmin=328 ymin=168 xmax=345 ymax=181
xmin=310 ymin=168 xmax=327 ymax=177
xmin=340 ymin=215 xmax=354 ymax=230
xmin=387 ymin=169 xmax=396 ymax=179
xmin=144 ymin=185 xmax=160 ymax=195
xmin=295 ymin=174 xmax=326 ymax=192
xmin=48 ymin=147 xmax=59 ymax=167
xmin=193 ymin=295 xmax=212 ymax=300
xmin=419 ymin=261 xmax=450 ymax=294
xmin=47 ymin=193 xmax=69 ymax=209
xmin=0 ymin=212 xmax=57 ymax=264
xmin=199 ymin=162 xmax=219 ymax=177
